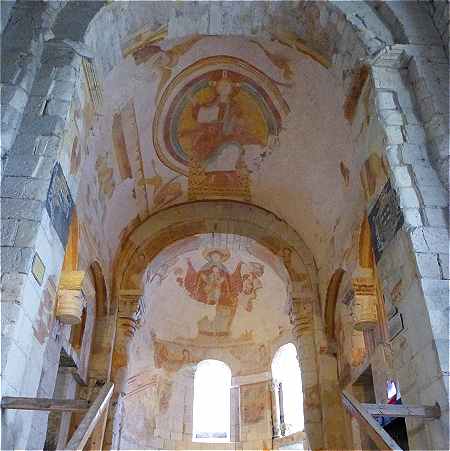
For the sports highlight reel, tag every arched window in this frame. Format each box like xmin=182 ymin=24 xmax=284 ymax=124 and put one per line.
xmin=271 ymin=343 xmax=304 ymax=436
xmin=192 ymin=359 xmax=231 ymax=442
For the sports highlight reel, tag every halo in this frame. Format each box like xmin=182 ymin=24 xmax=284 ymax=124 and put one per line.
xmin=202 ymin=248 xmax=231 ymax=263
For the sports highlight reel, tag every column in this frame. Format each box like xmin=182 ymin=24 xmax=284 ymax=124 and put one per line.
xmin=103 ymin=290 xmax=144 ymax=450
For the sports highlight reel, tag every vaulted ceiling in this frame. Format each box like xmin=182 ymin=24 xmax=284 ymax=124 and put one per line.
xmin=73 ymin=33 xmax=374 ymax=280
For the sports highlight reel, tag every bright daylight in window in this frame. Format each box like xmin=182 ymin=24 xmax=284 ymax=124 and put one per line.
xmin=192 ymin=359 xmax=231 ymax=442
xmin=272 ymin=343 xmax=304 ymax=435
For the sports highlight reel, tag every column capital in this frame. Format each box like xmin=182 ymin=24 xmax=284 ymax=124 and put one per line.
xmin=289 ymin=298 xmax=313 ymax=337
xmin=117 ymin=289 xmax=145 ymax=337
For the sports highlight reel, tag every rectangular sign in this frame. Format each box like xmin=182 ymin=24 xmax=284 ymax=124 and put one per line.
xmin=368 ymin=180 xmax=404 ymax=262
xmin=46 ymin=163 xmax=74 ymax=248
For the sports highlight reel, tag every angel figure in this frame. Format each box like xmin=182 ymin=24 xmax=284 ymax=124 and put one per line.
xmin=133 ymin=35 xmax=203 ymax=103
xmin=138 ymin=160 xmax=182 ymax=210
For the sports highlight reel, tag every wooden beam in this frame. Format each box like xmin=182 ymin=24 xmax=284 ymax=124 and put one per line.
xmin=66 ymin=382 xmax=114 ymax=451
xmin=1 ymin=397 xmax=89 ymax=413
xmin=342 ymin=390 xmax=402 ymax=451
xmin=362 ymin=402 xmax=441 ymax=419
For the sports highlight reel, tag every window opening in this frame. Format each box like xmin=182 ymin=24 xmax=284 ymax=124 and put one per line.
xmin=192 ymin=359 xmax=231 ymax=442
xmin=271 ymin=343 xmax=304 ymax=436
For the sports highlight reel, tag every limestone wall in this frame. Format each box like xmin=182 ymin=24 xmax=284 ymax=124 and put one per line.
xmin=1 ymin=2 xmax=448 ymax=450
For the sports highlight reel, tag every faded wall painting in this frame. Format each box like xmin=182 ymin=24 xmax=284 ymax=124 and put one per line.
xmin=334 ymin=274 xmax=368 ymax=386
xmin=184 ymin=248 xmax=264 ymax=336
xmin=145 ymin=234 xmax=290 ymax=345
xmin=241 ymin=382 xmax=270 ymax=425
xmin=153 ymin=56 xmax=289 ymax=201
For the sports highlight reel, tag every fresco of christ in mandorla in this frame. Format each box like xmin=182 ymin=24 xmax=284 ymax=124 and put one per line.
xmin=153 ymin=57 xmax=289 ymax=200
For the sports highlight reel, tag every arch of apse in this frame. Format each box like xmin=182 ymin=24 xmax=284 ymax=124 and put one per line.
xmin=114 ymin=200 xmax=317 ymax=293
xmin=112 ymin=200 xmax=325 ymax=447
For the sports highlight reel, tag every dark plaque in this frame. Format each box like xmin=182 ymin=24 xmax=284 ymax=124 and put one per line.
xmin=46 ymin=163 xmax=74 ymax=248
xmin=388 ymin=311 xmax=405 ymax=341
xmin=368 ymin=180 xmax=404 ymax=262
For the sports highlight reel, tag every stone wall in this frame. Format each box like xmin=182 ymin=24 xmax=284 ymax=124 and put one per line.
xmin=1 ymin=1 xmax=448 ymax=449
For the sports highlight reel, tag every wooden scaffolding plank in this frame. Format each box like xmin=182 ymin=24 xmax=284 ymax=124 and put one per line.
xmin=342 ymin=390 xmax=403 ymax=451
xmin=362 ymin=402 xmax=441 ymax=419
xmin=1 ymin=397 xmax=89 ymax=412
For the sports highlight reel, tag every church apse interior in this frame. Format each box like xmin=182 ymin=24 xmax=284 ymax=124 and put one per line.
xmin=1 ymin=1 xmax=448 ymax=450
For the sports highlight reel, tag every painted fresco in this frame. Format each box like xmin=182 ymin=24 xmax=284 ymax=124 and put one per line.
xmin=335 ymin=274 xmax=368 ymax=386
xmin=138 ymin=160 xmax=183 ymax=210
xmin=153 ymin=56 xmax=289 ymax=201
xmin=183 ymin=248 xmax=264 ymax=336
xmin=145 ymin=234 xmax=290 ymax=343
xmin=241 ymin=382 xmax=269 ymax=424
xmin=76 ymin=35 xmax=356 ymax=272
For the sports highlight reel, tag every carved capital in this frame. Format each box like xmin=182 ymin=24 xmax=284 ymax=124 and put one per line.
xmin=351 ymin=268 xmax=378 ymax=331
xmin=56 ymin=271 xmax=87 ymax=324
xmin=289 ymin=298 xmax=313 ymax=337
xmin=117 ymin=290 xmax=145 ymax=337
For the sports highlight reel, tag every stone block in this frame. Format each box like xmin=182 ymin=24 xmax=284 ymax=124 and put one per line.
xmin=51 ymin=80 xmax=76 ymax=102
xmin=1 ymin=246 xmax=34 ymax=273
xmin=54 ymin=65 xmax=78 ymax=83
xmin=415 ymin=253 xmax=442 ymax=279
xmin=428 ymin=300 xmax=449 ymax=340
xmin=400 ymin=143 xmax=427 ymax=163
xmin=403 ymin=208 xmax=422 ymax=227
xmin=8 ymin=86 xmax=29 ymax=112
xmin=44 ymin=98 xmax=70 ymax=119
xmin=31 ymin=156 xmax=55 ymax=180
xmin=425 ymin=207 xmax=448 ymax=227
xmin=3 ymin=154 xmax=41 ymax=177
xmin=422 ymin=227 xmax=449 ymax=253
xmin=1 ymin=124 xmax=19 ymax=151
xmin=20 ymin=350 xmax=45 ymax=397
xmin=405 ymin=124 xmax=427 ymax=144
xmin=20 ymin=274 xmax=42 ymax=321
xmin=10 ymin=305 xmax=35 ymax=354
xmin=1 ymin=272 xmax=26 ymax=302
xmin=384 ymin=144 xmax=401 ymax=167
xmin=1 ymin=198 xmax=43 ymax=221
xmin=413 ymin=344 xmax=443 ymax=389
xmin=385 ymin=125 xmax=404 ymax=145
xmin=399 ymin=187 xmax=420 ymax=208
xmin=413 ymin=164 xmax=441 ymax=187
xmin=14 ymin=219 xmax=40 ymax=247
xmin=421 ymin=279 xmax=450 ymax=312
xmin=2 ymin=104 xmax=23 ymax=130
xmin=380 ymin=110 xmax=404 ymax=126
xmin=1 ymin=175 xmax=27 ymax=197
xmin=1 ymin=302 xmax=24 ymax=347
xmin=394 ymin=166 xmax=412 ymax=187
xmin=418 ymin=185 xmax=448 ymax=207
xmin=437 ymin=254 xmax=449 ymax=280
xmin=23 ymin=179 xmax=49 ymax=201
xmin=376 ymin=91 xmax=397 ymax=110
xmin=3 ymin=341 xmax=27 ymax=391
xmin=20 ymin=114 xmax=65 ymax=138
xmin=1 ymin=219 xmax=19 ymax=246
